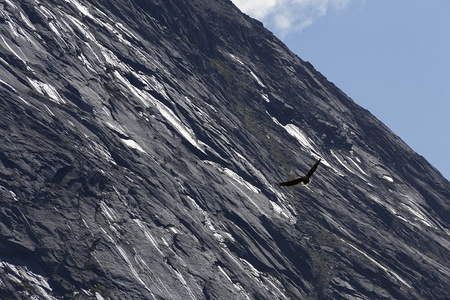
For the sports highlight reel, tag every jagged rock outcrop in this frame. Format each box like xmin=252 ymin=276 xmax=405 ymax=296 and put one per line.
xmin=0 ymin=0 xmax=449 ymax=299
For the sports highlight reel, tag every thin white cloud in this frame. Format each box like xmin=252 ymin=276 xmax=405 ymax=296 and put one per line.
xmin=231 ymin=0 xmax=278 ymax=19
xmin=232 ymin=0 xmax=352 ymax=36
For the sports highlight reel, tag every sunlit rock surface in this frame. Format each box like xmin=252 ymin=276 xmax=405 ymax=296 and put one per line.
xmin=0 ymin=0 xmax=449 ymax=299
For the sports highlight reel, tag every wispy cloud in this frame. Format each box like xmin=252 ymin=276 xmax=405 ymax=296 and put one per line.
xmin=232 ymin=0 xmax=352 ymax=36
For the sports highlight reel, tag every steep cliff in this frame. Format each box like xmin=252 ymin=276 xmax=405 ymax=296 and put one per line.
xmin=0 ymin=0 xmax=449 ymax=299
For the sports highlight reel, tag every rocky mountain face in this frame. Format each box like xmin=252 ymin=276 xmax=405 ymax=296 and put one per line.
xmin=0 ymin=0 xmax=449 ymax=299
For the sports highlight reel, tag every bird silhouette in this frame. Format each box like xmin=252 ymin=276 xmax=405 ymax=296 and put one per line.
xmin=279 ymin=158 xmax=321 ymax=186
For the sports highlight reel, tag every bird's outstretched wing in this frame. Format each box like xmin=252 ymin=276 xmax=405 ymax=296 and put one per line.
xmin=278 ymin=158 xmax=321 ymax=187
xmin=306 ymin=158 xmax=321 ymax=178
xmin=278 ymin=176 xmax=308 ymax=186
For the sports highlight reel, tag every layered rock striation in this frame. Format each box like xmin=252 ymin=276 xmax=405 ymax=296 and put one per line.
xmin=0 ymin=0 xmax=449 ymax=299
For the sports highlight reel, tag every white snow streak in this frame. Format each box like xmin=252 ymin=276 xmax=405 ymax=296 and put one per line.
xmin=4 ymin=0 xmax=17 ymax=9
xmin=250 ymin=70 xmax=266 ymax=88
xmin=100 ymin=228 xmax=157 ymax=299
xmin=217 ymin=265 xmax=252 ymax=300
xmin=271 ymin=116 xmax=336 ymax=175
xmin=88 ymin=140 xmax=116 ymax=164
xmin=168 ymin=265 xmax=197 ymax=300
xmin=400 ymin=201 xmax=435 ymax=228
xmin=222 ymin=167 xmax=260 ymax=194
xmin=330 ymin=149 xmax=353 ymax=175
xmin=43 ymin=104 xmax=55 ymax=116
xmin=228 ymin=53 xmax=245 ymax=65
xmin=203 ymin=160 xmax=263 ymax=213
xmin=133 ymin=219 xmax=164 ymax=256
xmin=341 ymin=239 xmax=412 ymax=289
xmin=347 ymin=155 xmax=368 ymax=176
xmin=113 ymin=71 xmax=205 ymax=152
xmin=0 ymin=34 xmax=26 ymax=64
xmin=67 ymin=14 xmax=96 ymax=41
xmin=20 ymin=11 xmax=36 ymax=30
xmin=0 ymin=78 xmax=16 ymax=92
xmin=99 ymin=201 xmax=118 ymax=222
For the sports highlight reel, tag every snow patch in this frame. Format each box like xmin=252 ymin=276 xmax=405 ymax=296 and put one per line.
xmin=5 ymin=20 xmax=19 ymax=37
xmin=221 ymin=166 xmax=260 ymax=194
xmin=170 ymin=267 xmax=197 ymax=300
xmin=227 ymin=53 xmax=266 ymax=87
xmin=188 ymin=196 xmax=234 ymax=245
xmin=4 ymin=0 xmax=17 ymax=9
xmin=330 ymin=149 xmax=370 ymax=179
xmin=369 ymin=194 xmax=398 ymax=216
xmin=27 ymin=78 xmax=65 ymax=104
xmin=100 ymin=46 xmax=124 ymax=68
xmin=36 ymin=5 xmax=56 ymax=21
xmin=64 ymin=0 xmax=93 ymax=19
xmin=157 ymin=103 xmax=203 ymax=150
xmin=271 ymin=117 xmax=334 ymax=173
xmin=241 ymin=258 xmax=290 ymax=299
xmin=99 ymin=20 xmax=132 ymax=47
xmin=283 ymin=123 xmax=312 ymax=148
xmin=105 ymin=122 xmax=129 ymax=137
xmin=121 ymin=138 xmax=146 ymax=153
xmin=17 ymin=96 xmax=31 ymax=106
xmin=271 ymin=117 xmax=318 ymax=155
xmin=48 ymin=21 xmax=62 ymax=37
xmin=9 ymin=190 xmax=19 ymax=201
xmin=0 ymin=261 xmax=56 ymax=300
xmin=230 ymin=151 xmax=296 ymax=220
xmin=133 ymin=254 xmax=172 ymax=298
xmin=368 ymin=192 xmax=434 ymax=229
xmin=95 ymin=292 xmax=105 ymax=300
xmin=383 ymin=175 xmax=394 ymax=182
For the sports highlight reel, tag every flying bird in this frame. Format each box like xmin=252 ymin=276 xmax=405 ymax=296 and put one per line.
xmin=279 ymin=158 xmax=321 ymax=186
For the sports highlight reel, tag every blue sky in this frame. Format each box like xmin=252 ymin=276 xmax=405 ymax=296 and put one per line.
xmin=231 ymin=0 xmax=450 ymax=180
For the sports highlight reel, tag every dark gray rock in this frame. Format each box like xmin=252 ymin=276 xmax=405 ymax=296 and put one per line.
xmin=0 ymin=0 xmax=449 ymax=299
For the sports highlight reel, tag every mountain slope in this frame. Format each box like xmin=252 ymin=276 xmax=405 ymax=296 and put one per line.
xmin=0 ymin=0 xmax=449 ymax=299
